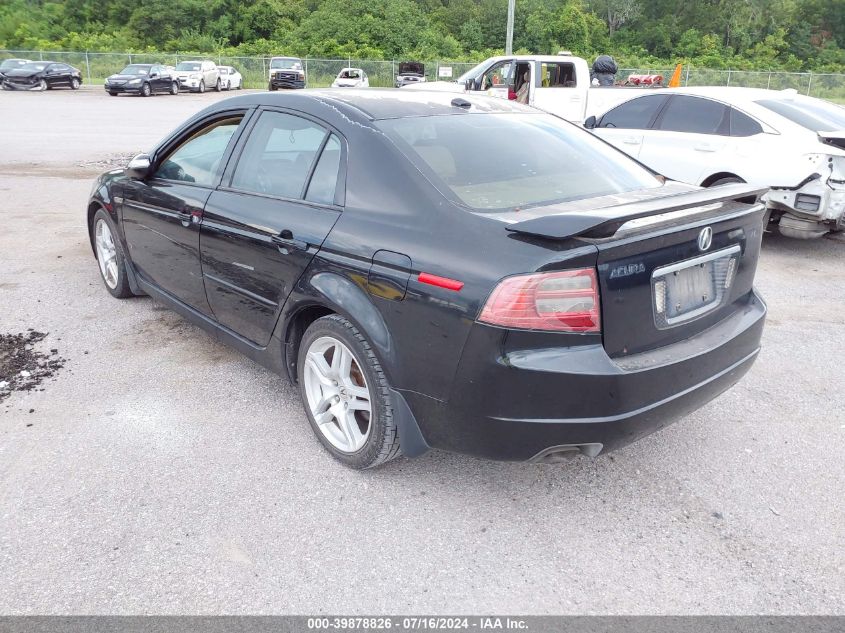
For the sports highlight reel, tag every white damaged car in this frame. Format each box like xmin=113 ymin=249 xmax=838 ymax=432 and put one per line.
xmin=331 ymin=67 xmax=369 ymax=88
xmin=587 ymin=87 xmax=845 ymax=239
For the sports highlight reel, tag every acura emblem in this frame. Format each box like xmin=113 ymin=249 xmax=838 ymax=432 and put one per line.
xmin=698 ymin=226 xmax=713 ymax=252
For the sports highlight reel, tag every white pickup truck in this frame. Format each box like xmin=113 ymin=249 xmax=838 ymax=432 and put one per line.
xmin=403 ymin=53 xmax=658 ymax=124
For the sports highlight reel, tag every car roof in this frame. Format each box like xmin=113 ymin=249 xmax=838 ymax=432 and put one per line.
xmin=271 ymin=56 xmax=301 ymax=60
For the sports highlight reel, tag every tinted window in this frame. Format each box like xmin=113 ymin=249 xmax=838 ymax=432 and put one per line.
xmin=599 ymin=95 xmax=668 ymax=129
xmin=730 ymin=108 xmax=763 ymax=137
xmin=756 ymin=97 xmax=845 ymax=132
xmin=306 ymin=134 xmax=342 ymax=205
xmin=231 ymin=111 xmax=328 ymax=199
xmin=657 ymin=95 xmax=728 ymax=134
xmin=378 ymin=113 xmax=661 ymax=211
xmin=540 ymin=62 xmax=577 ymax=87
xmin=154 ymin=116 xmax=242 ymax=185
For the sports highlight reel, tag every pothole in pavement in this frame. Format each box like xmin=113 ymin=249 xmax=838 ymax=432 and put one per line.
xmin=0 ymin=330 xmax=66 ymax=403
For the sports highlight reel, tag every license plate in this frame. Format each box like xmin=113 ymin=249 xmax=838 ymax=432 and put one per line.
xmin=652 ymin=245 xmax=741 ymax=328
xmin=664 ymin=262 xmax=716 ymax=319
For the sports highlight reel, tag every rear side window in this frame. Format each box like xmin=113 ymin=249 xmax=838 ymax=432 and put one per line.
xmin=539 ymin=62 xmax=577 ymax=87
xmin=599 ymin=95 xmax=668 ymax=129
xmin=154 ymin=116 xmax=243 ymax=186
xmin=305 ymin=134 xmax=342 ymax=205
xmin=729 ymin=108 xmax=763 ymax=137
xmin=657 ymin=95 xmax=728 ymax=135
xmin=231 ymin=111 xmax=328 ymax=199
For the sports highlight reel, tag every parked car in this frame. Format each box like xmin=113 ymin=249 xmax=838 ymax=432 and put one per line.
xmin=404 ymin=54 xmax=661 ymax=123
xmin=587 ymin=87 xmax=845 ymax=239
xmin=86 ymin=90 xmax=766 ymax=469
xmin=394 ymin=62 xmax=425 ymax=87
xmin=0 ymin=58 xmax=31 ymax=85
xmin=2 ymin=61 xmax=82 ymax=91
xmin=268 ymin=57 xmax=305 ymax=90
xmin=218 ymin=66 xmax=243 ymax=90
xmin=173 ymin=60 xmax=221 ymax=93
xmin=105 ymin=64 xmax=179 ymax=97
xmin=332 ymin=67 xmax=369 ymax=88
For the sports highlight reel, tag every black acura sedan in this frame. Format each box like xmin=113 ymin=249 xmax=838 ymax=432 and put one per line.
xmin=86 ymin=90 xmax=767 ymax=469
xmin=2 ymin=61 xmax=82 ymax=90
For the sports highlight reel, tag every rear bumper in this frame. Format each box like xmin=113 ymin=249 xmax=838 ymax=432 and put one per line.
xmin=409 ymin=289 xmax=766 ymax=461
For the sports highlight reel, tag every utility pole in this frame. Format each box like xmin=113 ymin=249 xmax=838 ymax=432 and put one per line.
xmin=505 ymin=0 xmax=515 ymax=55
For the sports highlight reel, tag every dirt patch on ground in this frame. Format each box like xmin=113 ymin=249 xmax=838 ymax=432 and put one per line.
xmin=0 ymin=331 xmax=66 ymax=403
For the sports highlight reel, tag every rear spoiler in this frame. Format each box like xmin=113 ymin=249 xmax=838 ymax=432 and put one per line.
xmin=505 ymin=183 xmax=767 ymax=240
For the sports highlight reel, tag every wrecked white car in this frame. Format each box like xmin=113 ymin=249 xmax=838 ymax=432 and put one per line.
xmin=588 ymin=87 xmax=845 ymax=239
xmin=331 ymin=67 xmax=369 ymax=88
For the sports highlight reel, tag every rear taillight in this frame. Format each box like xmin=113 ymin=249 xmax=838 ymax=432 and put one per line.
xmin=478 ymin=268 xmax=601 ymax=332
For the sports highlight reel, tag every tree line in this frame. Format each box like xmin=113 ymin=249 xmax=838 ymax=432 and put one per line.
xmin=1 ymin=0 xmax=844 ymax=71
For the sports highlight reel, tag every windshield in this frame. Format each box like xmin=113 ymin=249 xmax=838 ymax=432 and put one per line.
xmin=757 ymin=96 xmax=845 ymax=132
xmin=456 ymin=60 xmax=492 ymax=84
xmin=176 ymin=62 xmax=201 ymax=71
xmin=339 ymin=69 xmax=361 ymax=79
xmin=119 ymin=65 xmax=150 ymax=75
xmin=378 ymin=113 xmax=661 ymax=211
xmin=1 ymin=60 xmax=26 ymax=71
xmin=220 ymin=68 xmax=229 ymax=74
xmin=21 ymin=62 xmax=47 ymax=71
xmin=271 ymin=58 xmax=302 ymax=70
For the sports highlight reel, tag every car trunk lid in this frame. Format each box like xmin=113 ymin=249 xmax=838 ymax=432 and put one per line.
xmin=504 ymin=183 xmax=767 ymax=357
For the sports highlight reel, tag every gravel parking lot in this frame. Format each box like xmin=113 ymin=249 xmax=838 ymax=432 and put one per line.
xmin=0 ymin=87 xmax=843 ymax=615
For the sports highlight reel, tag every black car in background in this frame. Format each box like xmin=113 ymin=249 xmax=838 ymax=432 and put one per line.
xmin=395 ymin=61 xmax=426 ymax=87
xmin=2 ymin=61 xmax=82 ymax=90
xmin=86 ymin=90 xmax=767 ymax=469
xmin=0 ymin=58 xmax=30 ymax=85
xmin=105 ymin=64 xmax=179 ymax=97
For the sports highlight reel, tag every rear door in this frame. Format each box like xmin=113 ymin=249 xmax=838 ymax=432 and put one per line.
xmin=637 ymin=95 xmax=731 ymax=185
xmin=200 ymin=108 xmax=345 ymax=345
xmin=46 ymin=64 xmax=70 ymax=87
xmin=592 ymin=94 xmax=670 ymax=160
xmin=531 ymin=61 xmax=583 ymax=122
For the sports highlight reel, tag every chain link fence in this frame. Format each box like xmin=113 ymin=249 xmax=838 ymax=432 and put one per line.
xmin=0 ymin=49 xmax=477 ymax=90
xmin=3 ymin=50 xmax=845 ymax=101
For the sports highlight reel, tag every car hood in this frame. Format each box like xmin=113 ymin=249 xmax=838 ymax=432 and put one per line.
xmin=4 ymin=69 xmax=41 ymax=78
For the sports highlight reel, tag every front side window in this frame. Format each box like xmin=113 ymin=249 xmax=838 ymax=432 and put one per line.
xmin=657 ymin=95 xmax=729 ymax=135
xmin=480 ymin=60 xmax=514 ymax=90
xmin=599 ymin=95 xmax=668 ymax=129
xmin=153 ymin=116 xmax=243 ymax=185
xmin=379 ymin=113 xmax=661 ymax=211
xmin=231 ymin=111 xmax=328 ymax=199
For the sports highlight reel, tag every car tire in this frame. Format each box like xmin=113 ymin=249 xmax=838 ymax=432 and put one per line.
xmin=268 ymin=82 xmax=276 ymax=91
xmin=707 ymin=176 xmax=745 ymax=187
xmin=297 ymin=314 xmax=401 ymax=469
xmin=215 ymin=78 xmax=222 ymax=92
xmin=92 ymin=209 xmax=133 ymax=299
xmin=38 ymin=79 xmax=47 ymax=91
xmin=198 ymin=80 xmax=205 ymax=94
xmin=170 ymin=81 xmax=179 ymax=95
xmin=140 ymin=82 xmax=151 ymax=97
xmin=108 ymin=91 xmax=118 ymax=96
xmin=71 ymin=77 xmax=80 ymax=90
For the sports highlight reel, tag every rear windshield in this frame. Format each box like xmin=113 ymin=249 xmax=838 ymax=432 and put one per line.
xmin=377 ymin=113 xmax=661 ymax=211
xmin=756 ymin=97 xmax=845 ymax=132
xmin=271 ymin=58 xmax=302 ymax=70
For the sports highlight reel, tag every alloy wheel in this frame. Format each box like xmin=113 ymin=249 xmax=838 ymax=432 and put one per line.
xmin=94 ymin=218 xmax=119 ymax=290
xmin=38 ymin=79 xmax=47 ymax=91
xmin=303 ymin=336 xmax=372 ymax=453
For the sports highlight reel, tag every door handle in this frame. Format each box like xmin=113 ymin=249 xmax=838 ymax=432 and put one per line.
xmin=177 ymin=210 xmax=201 ymax=226
xmin=622 ymin=137 xmax=641 ymax=145
xmin=272 ymin=230 xmax=308 ymax=252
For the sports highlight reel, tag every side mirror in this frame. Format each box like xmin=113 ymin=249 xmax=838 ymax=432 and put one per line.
xmin=150 ymin=72 xmax=158 ymax=79
xmin=584 ymin=115 xmax=597 ymax=129
xmin=126 ymin=154 xmax=151 ymax=180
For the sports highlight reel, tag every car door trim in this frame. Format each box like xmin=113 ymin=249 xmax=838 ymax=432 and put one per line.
xmin=203 ymin=272 xmax=279 ymax=309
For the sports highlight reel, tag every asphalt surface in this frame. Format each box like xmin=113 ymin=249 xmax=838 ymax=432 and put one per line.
xmin=0 ymin=88 xmax=843 ymax=615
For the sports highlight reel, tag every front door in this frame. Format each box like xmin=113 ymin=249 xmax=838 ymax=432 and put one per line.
xmin=121 ymin=112 xmax=247 ymax=313
xmin=200 ymin=109 xmax=345 ymax=345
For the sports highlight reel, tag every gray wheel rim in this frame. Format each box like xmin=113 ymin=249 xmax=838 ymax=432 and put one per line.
xmin=303 ymin=336 xmax=372 ymax=453
xmin=38 ymin=79 xmax=47 ymax=91
xmin=94 ymin=218 xmax=119 ymax=290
